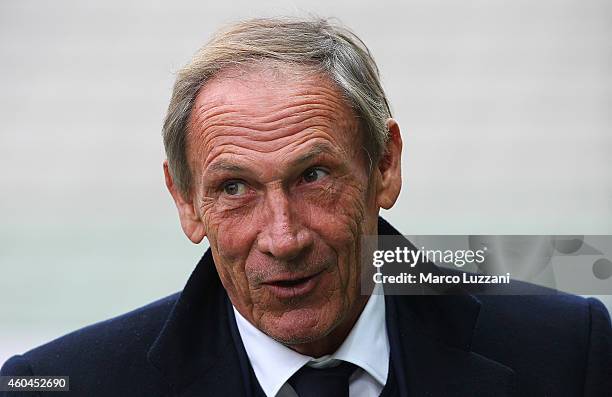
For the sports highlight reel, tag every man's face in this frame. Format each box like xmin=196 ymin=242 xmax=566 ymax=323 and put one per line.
xmin=167 ymin=66 xmax=400 ymax=353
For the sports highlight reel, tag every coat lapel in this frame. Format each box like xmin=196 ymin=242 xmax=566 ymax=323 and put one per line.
xmin=386 ymin=294 xmax=517 ymax=397
xmin=379 ymin=218 xmax=517 ymax=396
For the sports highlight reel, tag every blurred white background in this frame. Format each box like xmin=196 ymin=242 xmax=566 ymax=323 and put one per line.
xmin=1 ymin=0 xmax=611 ymax=364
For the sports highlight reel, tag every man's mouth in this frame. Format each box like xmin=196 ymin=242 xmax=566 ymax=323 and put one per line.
xmin=263 ymin=270 xmax=324 ymax=299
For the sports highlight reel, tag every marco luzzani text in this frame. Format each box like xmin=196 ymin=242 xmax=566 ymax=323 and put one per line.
xmin=372 ymin=247 xmax=511 ymax=285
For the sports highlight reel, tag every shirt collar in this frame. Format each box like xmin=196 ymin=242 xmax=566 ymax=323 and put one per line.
xmin=233 ymin=285 xmax=389 ymax=397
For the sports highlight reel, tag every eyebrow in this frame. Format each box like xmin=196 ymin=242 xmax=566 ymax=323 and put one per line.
xmin=290 ymin=142 xmax=338 ymax=168
xmin=206 ymin=161 xmax=247 ymax=174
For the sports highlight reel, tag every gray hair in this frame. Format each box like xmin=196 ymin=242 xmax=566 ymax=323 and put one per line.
xmin=163 ymin=17 xmax=392 ymax=197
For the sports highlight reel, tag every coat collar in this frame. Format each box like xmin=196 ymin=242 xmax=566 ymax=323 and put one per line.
xmin=147 ymin=248 xmax=248 ymax=395
xmin=148 ymin=217 xmax=517 ymax=396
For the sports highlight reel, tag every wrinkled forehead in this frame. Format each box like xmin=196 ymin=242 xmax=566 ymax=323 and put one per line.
xmin=185 ymin=64 xmax=364 ymax=162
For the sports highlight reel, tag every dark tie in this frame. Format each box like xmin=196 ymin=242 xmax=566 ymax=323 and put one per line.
xmin=288 ymin=361 xmax=357 ymax=397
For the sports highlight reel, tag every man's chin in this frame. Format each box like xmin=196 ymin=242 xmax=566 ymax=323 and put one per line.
xmin=269 ymin=330 xmax=322 ymax=347
xmin=259 ymin=307 xmax=339 ymax=347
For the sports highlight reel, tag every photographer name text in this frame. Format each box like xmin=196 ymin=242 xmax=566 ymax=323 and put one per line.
xmin=373 ymin=272 xmax=511 ymax=285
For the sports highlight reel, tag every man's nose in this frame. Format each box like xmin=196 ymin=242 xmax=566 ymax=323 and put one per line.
xmin=256 ymin=188 xmax=313 ymax=261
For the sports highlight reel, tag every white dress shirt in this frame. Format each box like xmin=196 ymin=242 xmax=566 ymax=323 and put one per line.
xmin=233 ymin=286 xmax=389 ymax=397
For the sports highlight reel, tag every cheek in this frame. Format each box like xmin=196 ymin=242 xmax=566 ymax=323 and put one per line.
xmin=304 ymin=177 xmax=370 ymax=243
xmin=198 ymin=202 xmax=262 ymax=304
xmin=301 ymin=179 xmax=371 ymax=288
xmin=201 ymin=197 xmax=259 ymax=260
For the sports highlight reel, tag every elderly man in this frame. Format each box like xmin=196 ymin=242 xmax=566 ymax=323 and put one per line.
xmin=1 ymin=17 xmax=610 ymax=397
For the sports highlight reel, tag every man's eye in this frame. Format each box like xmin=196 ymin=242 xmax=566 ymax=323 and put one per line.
xmin=222 ymin=181 xmax=248 ymax=196
xmin=302 ymin=168 xmax=329 ymax=183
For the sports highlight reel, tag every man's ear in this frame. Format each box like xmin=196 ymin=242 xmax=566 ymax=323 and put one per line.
xmin=163 ymin=160 xmax=206 ymax=244
xmin=376 ymin=119 xmax=403 ymax=209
